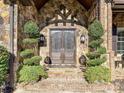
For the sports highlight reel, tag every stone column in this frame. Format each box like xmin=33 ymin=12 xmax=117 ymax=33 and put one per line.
xmin=99 ymin=0 xmax=115 ymax=80
xmin=99 ymin=0 xmax=108 ymax=50
xmin=107 ymin=1 xmax=115 ymax=80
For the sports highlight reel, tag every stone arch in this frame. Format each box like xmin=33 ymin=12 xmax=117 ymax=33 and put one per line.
xmin=39 ymin=24 xmax=89 ymax=66
xmin=37 ymin=0 xmax=88 ymax=30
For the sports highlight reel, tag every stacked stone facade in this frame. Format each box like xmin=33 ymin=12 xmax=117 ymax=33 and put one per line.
xmin=0 ymin=0 xmax=9 ymax=48
xmin=1 ymin=0 xmax=124 ymax=80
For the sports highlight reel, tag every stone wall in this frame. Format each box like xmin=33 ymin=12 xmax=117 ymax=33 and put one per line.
xmin=40 ymin=24 xmax=88 ymax=66
xmin=99 ymin=0 xmax=116 ymax=80
xmin=17 ymin=0 xmax=38 ymax=56
xmin=17 ymin=0 xmax=90 ymax=66
xmin=0 ymin=0 xmax=9 ymax=48
xmin=38 ymin=0 xmax=88 ymax=27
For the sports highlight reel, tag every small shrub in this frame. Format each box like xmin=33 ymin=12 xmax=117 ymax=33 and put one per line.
xmin=87 ymin=58 xmax=106 ymax=67
xmin=89 ymin=39 xmax=103 ymax=49
xmin=88 ymin=19 xmax=104 ymax=39
xmin=97 ymin=47 xmax=106 ymax=54
xmin=84 ymin=66 xmax=111 ymax=83
xmin=24 ymin=21 xmax=39 ymax=38
xmin=23 ymin=56 xmax=42 ymax=66
xmin=23 ymin=38 xmax=38 ymax=45
xmin=20 ymin=49 xmax=34 ymax=58
xmin=86 ymin=52 xmax=101 ymax=60
xmin=19 ymin=66 xmax=48 ymax=83
xmin=0 ymin=45 xmax=10 ymax=85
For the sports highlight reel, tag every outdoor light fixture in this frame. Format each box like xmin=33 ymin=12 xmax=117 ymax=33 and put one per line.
xmin=80 ymin=34 xmax=85 ymax=44
xmin=39 ymin=34 xmax=46 ymax=46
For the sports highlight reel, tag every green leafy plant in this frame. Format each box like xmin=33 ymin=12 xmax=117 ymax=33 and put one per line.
xmin=23 ymin=38 xmax=38 ymax=45
xmin=88 ymin=19 xmax=104 ymax=39
xmin=24 ymin=21 xmax=39 ymax=38
xmin=19 ymin=66 xmax=48 ymax=83
xmin=20 ymin=49 xmax=34 ymax=59
xmin=89 ymin=39 xmax=103 ymax=49
xmin=85 ymin=19 xmax=110 ymax=83
xmin=87 ymin=58 xmax=106 ymax=67
xmin=84 ymin=66 xmax=111 ymax=83
xmin=97 ymin=47 xmax=106 ymax=54
xmin=0 ymin=45 xmax=10 ymax=85
xmin=23 ymin=56 xmax=42 ymax=66
xmin=86 ymin=52 xmax=101 ymax=60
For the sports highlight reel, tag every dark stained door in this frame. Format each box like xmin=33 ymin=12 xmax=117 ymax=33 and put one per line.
xmin=50 ymin=29 xmax=75 ymax=65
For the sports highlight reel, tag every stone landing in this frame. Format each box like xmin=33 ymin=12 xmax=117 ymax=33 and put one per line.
xmin=14 ymin=68 xmax=115 ymax=93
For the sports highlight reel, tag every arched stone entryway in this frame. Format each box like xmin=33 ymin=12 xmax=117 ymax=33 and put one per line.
xmin=40 ymin=24 xmax=88 ymax=67
xmin=37 ymin=0 xmax=89 ymax=67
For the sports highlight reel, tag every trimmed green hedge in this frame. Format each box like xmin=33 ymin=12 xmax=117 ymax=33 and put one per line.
xmin=20 ymin=49 xmax=34 ymax=59
xmin=97 ymin=47 xmax=106 ymax=54
xmin=23 ymin=56 xmax=42 ymax=66
xmin=84 ymin=66 xmax=111 ymax=83
xmin=0 ymin=45 xmax=10 ymax=85
xmin=19 ymin=66 xmax=48 ymax=83
xmin=86 ymin=52 xmax=101 ymax=60
xmin=23 ymin=38 xmax=38 ymax=45
xmin=87 ymin=58 xmax=106 ymax=67
xmin=89 ymin=39 xmax=103 ymax=49
xmin=88 ymin=20 xmax=104 ymax=39
xmin=24 ymin=21 xmax=39 ymax=38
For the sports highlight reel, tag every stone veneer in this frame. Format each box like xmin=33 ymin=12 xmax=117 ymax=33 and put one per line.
xmin=0 ymin=0 xmax=9 ymax=48
xmin=40 ymin=24 xmax=88 ymax=67
xmin=99 ymin=0 xmax=116 ymax=80
xmin=2 ymin=0 xmax=122 ymax=80
xmin=17 ymin=0 xmax=90 ymax=66
xmin=17 ymin=0 xmax=114 ymax=69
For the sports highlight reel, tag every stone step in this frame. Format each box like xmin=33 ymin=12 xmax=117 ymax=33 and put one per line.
xmin=14 ymin=83 xmax=115 ymax=93
xmin=14 ymin=68 xmax=115 ymax=93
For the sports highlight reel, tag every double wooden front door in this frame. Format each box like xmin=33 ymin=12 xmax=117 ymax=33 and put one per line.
xmin=50 ymin=29 xmax=76 ymax=64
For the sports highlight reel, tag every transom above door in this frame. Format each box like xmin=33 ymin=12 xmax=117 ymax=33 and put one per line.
xmin=50 ymin=29 xmax=76 ymax=65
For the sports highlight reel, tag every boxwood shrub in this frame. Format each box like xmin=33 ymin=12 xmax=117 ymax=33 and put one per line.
xmin=19 ymin=66 xmax=48 ymax=83
xmin=20 ymin=49 xmax=34 ymax=58
xmin=23 ymin=56 xmax=42 ymax=66
xmin=86 ymin=52 xmax=101 ymax=60
xmin=0 ymin=45 xmax=10 ymax=85
xmin=24 ymin=21 xmax=39 ymax=38
xmin=87 ymin=58 xmax=106 ymax=67
xmin=88 ymin=19 xmax=104 ymax=39
xmin=89 ymin=39 xmax=103 ymax=49
xmin=23 ymin=38 xmax=38 ymax=45
xmin=97 ymin=47 xmax=106 ymax=54
xmin=84 ymin=66 xmax=111 ymax=83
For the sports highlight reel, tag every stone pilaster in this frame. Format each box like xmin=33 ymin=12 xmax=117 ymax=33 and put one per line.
xmin=99 ymin=0 xmax=115 ymax=80
xmin=107 ymin=2 xmax=115 ymax=80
